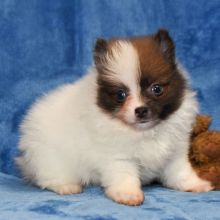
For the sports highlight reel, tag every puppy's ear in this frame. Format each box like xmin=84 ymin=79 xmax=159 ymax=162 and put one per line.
xmin=93 ymin=38 xmax=108 ymax=67
xmin=154 ymin=29 xmax=175 ymax=64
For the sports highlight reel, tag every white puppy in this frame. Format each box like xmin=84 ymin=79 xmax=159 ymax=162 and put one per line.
xmin=17 ymin=29 xmax=213 ymax=206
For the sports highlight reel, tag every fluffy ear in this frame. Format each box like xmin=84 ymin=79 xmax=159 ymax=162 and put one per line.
xmin=93 ymin=38 xmax=108 ymax=66
xmin=154 ymin=29 xmax=175 ymax=63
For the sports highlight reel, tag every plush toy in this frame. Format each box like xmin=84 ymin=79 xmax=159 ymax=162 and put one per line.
xmin=189 ymin=115 xmax=220 ymax=189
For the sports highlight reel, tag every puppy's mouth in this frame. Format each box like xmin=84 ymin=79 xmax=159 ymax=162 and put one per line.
xmin=138 ymin=120 xmax=149 ymax=124
xmin=136 ymin=117 xmax=152 ymax=124
xmin=134 ymin=118 xmax=159 ymax=130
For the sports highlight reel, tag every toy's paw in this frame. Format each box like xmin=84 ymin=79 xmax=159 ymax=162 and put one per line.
xmin=106 ymin=186 xmax=144 ymax=206
xmin=195 ymin=165 xmax=220 ymax=190
xmin=46 ymin=183 xmax=82 ymax=195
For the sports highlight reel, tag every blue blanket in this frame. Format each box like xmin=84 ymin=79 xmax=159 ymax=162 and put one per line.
xmin=0 ymin=172 xmax=220 ymax=220
xmin=0 ymin=0 xmax=220 ymax=219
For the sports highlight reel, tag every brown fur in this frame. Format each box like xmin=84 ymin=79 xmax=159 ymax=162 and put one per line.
xmin=131 ymin=37 xmax=174 ymax=82
xmin=190 ymin=115 xmax=220 ymax=189
xmin=191 ymin=115 xmax=212 ymax=137
xmin=131 ymin=31 xmax=186 ymax=120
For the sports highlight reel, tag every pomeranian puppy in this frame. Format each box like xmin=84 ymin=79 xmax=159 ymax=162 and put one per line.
xmin=17 ymin=29 xmax=213 ymax=206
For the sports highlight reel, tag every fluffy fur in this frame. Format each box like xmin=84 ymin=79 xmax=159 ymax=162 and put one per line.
xmin=17 ymin=29 xmax=213 ymax=206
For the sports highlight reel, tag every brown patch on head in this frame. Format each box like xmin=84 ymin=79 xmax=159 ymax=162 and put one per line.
xmin=131 ymin=29 xmax=186 ymax=120
xmin=131 ymin=35 xmax=173 ymax=82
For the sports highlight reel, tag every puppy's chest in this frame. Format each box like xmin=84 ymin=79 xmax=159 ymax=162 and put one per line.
xmin=133 ymin=138 xmax=172 ymax=178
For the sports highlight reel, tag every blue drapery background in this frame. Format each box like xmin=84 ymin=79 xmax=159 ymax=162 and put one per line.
xmin=0 ymin=0 xmax=220 ymax=219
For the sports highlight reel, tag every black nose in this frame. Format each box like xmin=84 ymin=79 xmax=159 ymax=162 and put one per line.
xmin=135 ymin=106 xmax=148 ymax=119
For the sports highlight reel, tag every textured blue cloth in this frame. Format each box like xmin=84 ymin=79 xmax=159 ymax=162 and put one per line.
xmin=0 ymin=0 xmax=220 ymax=219
xmin=0 ymin=172 xmax=220 ymax=220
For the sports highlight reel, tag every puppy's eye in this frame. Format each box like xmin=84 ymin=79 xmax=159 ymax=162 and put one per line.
xmin=116 ymin=89 xmax=127 ymax=102
xmin=151 ymin=84 xmax=164 ymax=96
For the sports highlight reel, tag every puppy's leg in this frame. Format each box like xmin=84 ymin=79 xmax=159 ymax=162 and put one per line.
xmin=42 ymin=182 xmax=82 ymax=195
xmin=101 ymin=161 xmax=144 ymax=206
xmin=161 ymin=154 xmax=213 ymax=192
xmin=36 ymin=168 xmax=83 ymax=195
xmin=17 ymin=153 xmax=82 ymax=195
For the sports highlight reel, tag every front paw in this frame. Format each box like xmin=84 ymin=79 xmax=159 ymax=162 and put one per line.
xmin=44 ymin=183 xmax=82 ymax=195
xmin=105 ymin=186 xmax=144 ymax=206
xmin=173 ymin=176 xmax=214 ymax=193
xmin=182 ymin=179 xmax=214 ymax=193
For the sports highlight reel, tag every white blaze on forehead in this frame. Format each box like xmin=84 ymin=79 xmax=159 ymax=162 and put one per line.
xmin=106 ymin=40 xmax=141 ymax=96
xmin=105 ymin=40 xmax=144 ymax=122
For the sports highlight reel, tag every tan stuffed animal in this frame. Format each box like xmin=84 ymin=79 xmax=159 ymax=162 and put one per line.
xmin=189 ymin=115 xmax=220 ymax=189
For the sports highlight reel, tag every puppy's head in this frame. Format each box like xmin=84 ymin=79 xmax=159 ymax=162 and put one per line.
xmin=94 ymin=29 xmax=186 ymax=130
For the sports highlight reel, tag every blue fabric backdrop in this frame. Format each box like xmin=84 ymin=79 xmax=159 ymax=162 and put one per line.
xmin=0 ymin=0 xmax=220 ymax=219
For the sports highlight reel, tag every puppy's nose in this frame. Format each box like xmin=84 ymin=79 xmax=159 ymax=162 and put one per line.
xmin=135 ymin=106 xmax=148 ymax=119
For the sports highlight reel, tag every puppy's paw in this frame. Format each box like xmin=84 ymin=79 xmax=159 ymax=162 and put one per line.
xmin=183 ymin=180 xmax=214 ymax=193
xmin=45 ymin=183 xmax=82 ymax=195
xmin=106 ymin=186 xmax=144 ymax=206
xmin=178 ymin=177 xmax=214 ymax=193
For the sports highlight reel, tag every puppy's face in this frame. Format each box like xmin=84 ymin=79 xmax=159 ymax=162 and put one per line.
xmin=94 ymin=29 xmax=186 ymax=130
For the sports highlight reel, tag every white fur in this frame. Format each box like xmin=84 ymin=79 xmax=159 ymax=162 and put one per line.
xmin=17 ymin=41 xmax=212 ymax=205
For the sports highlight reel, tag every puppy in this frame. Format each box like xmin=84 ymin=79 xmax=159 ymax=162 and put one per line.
xmin=17 ymin=29 xmax=213 ymax=206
